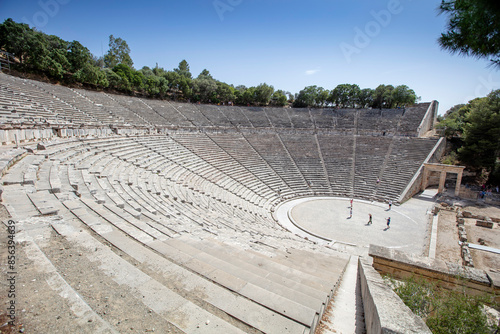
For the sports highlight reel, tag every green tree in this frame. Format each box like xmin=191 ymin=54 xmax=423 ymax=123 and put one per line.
xmin=439 ymin=0 xmax=500 ymax=67
xmin=152 ymin=66 xmax=165 ymax=77
xmin=105 ymin=68 xmax=129 ymax=91
xmin=371 ymin=84 xmax=396 ymax=109
xmin=104 ymin=35 xmax=133 ymax=68
xmin=192 ymin=76 xmax=217 ymax=102
xmin=372 ymin=84 xmax=387 ymax=109
xmin=139 ymin=66 xmax=154 ymax=77
xmin=391 ymin=85 xmax=417 ymax=108
xmin=216 ymin=81 xmax=235 ymax=104
xmin=144 ymin=75 xmax=168 ymax=97
xmin=111 ymin=64 xmax=144 ymax=92
xmin=163 ymin=71 xmax=181 ymax=90
xmin=458 ymin=90 xmax=500 ymax=171
xmin=0 ymin=19 xmax=33 ymax=64
xmin=329 ymin=84 xmax=360 ymax=108
xmin=233 ymin=85 xmax=247 ymax=105
xmin=358 ymin=88 xmax=374 ymax=108
xmin=73 ymin=63 xmax=109 ymax=87
xmin=177 ymin=76 xmax=192 ymax=100
xmin=241 ymin=87 xmax=256 ymax=105
xmin=197 ymin=69 xmax=213 ymax=79
xmin=271 ymin=90 xmax=288 ymax=106
xmin=316 ymin=87 xmax=330 ymax=107
xmin=254 ymin=83 xmax=274 ymax=105
xmin=435 ymin=103 xmax=467 ymax=138
xmin=174 ymin=59 xmax=192 ymax=79
xmin=67 ymin=40 xmax=91 ymax=73
xmin=294 ymin=85 xmax=320 ymax=107
xmin=92 ymin=55 xmax=105 ymax=68
xmin=383 ymin=85 xmax=395 ymax=108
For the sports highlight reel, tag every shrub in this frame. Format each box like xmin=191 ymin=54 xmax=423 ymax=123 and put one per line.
xmin=388 ymin=275 xmax=499 ymax=334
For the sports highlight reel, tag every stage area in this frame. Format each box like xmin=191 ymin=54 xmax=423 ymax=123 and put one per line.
xmin=275 ymin=190 xmax=438 ymax=256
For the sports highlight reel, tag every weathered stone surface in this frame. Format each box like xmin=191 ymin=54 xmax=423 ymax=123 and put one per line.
xmin=487 ymin=270 xmax=500 ymax=288
xmin=476 ymin=220 xmax=494 ymax=229
xmin=369 ymin=245 xmax=494 ymax=293
xmin=359 ymin=258 xmax=432 ymax=334
xmin=37 ymin=142 xmax=48 ymax=150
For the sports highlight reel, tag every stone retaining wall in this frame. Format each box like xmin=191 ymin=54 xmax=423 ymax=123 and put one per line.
xmin=417 ymin=100 xmax=438 ymax=138
xmin=369 ymin=245 xmax=500 ymax=303
xmin=358 ymin=258 xmax=432 ymax=334
xmin=398 ymin=136 xmax=446 ymax=203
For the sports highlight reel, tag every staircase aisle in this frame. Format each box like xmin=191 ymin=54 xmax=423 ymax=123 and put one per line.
xmin=316 ymin=256 xmax=366 ymax=334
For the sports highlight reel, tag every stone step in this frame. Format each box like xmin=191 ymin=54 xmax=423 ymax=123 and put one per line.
xmin=46 ymin=217 xmax=245 ymax=333
xmin=12 ymin=221 xmax=120 ymax=334
xmin=63 ymin=218 xmax=308 ymax=333
xmin=2 ymin=185 xmax=40 ymax=219
xmin=150 ymin=238 xmax=319 ymax=327
xmin=180 ymin=235 xmax=336 ymax=294
xmin=27 ymin=190 xmax=60 ymax=215
xmin=247 ymin=247 xmax=349 ymax=284
xmin=79 ymin=197 xmax=154 ymax=244
xmin=2 ymin=154 xmax=36 ymax=185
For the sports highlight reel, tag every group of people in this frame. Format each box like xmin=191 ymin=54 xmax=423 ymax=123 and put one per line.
xmin=349 ymin=199 xmax=391 ymax=228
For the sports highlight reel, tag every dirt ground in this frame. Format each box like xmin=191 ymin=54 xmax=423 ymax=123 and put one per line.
xmin=435 ymin=210 xmax=463 ymax=265
xmin=435 ymin=199 xmax=500 ymax=272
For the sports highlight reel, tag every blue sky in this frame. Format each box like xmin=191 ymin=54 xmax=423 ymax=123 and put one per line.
xmin=1 ymin=0 xmax=499 ymax=114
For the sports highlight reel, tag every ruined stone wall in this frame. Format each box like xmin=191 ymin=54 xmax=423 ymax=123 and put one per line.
xmin=369 ymin=245 xmax=500 ymax=303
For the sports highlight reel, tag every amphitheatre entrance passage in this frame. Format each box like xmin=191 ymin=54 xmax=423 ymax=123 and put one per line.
xmin=277 ymin=197 xmax=431 ymax=253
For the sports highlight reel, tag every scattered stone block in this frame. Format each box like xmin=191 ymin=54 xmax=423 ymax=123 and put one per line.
xmin=476 ymin=219 xmax=493 ymax=229
xmin=462 ymin=211 xmax=472 ymax=218
xmin=37 ymin=142 xmax=47 ymax=150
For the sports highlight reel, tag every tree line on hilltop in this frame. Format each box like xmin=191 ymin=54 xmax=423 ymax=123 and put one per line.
xmin=0 ymin=18 xmax=418 ymax=108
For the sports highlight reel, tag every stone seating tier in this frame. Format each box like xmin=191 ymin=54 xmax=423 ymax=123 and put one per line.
xmin=1 ymin=73 xmax=434 ymax=138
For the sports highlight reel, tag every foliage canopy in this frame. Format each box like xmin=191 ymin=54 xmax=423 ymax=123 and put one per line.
xmin=439 ymin=0 xmax=500 ymax=67
xmin=436 ymin=90 xmax=500 ymax=183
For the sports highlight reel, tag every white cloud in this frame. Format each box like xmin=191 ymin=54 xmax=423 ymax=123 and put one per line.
xmin=305 ymin=69 xmax=320 ymax=75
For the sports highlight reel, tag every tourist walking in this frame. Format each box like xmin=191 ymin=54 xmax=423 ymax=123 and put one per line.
xmin=388 ymin=200 xmax=392 ymax=210
xmin=350 ymin=198 xmax=353 ymax=208
xmin=349 ymin=207 xmax=352 ymax=218
xmin=368 ymin=213 xmax=372 ymax=225
xmin=386 ymin=217 xmax=391 ymax=228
